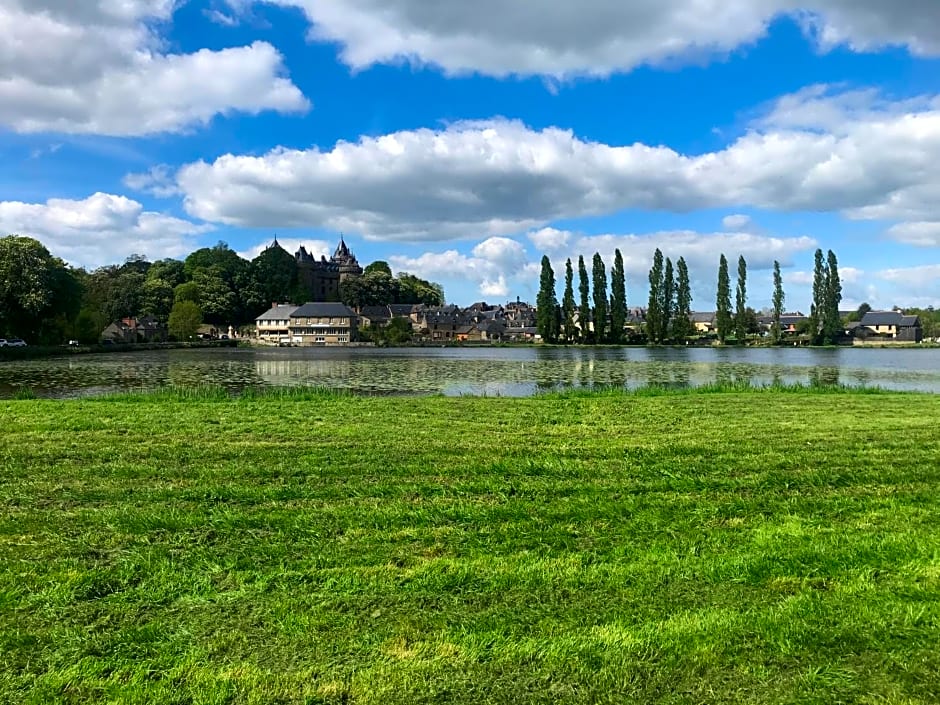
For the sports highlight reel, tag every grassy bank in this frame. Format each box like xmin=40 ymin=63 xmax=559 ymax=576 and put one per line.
xmin=2 ymin=389 xmax=940 ymax=703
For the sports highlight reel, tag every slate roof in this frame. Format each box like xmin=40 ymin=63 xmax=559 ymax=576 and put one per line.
xmin=290 ymin=302 xmax=357 ymax=318
xmin=255 ymin=304 xmax=299 ymax=321
xmin=388 ymin=304 xmax=416 ymax=317
xmin=691 ymin=312 xmax=715 ymax=323
xmin=860 ymin=311 xmax=921 ymax=327
xmin=359 ymin=305 xmax=391 ymax=320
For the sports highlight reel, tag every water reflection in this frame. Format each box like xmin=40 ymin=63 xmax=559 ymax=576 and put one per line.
xmin=0 ymin=346 xmax=938 ymax=398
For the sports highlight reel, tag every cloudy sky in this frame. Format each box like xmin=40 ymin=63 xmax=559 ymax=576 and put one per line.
xmin=3 ymin=1 xmax=940 ymax=309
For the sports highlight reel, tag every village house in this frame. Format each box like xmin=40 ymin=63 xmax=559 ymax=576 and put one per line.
xmin=255 ymin=304 xmax=299 ymax=344
xmin=859 ymin=311 xmax=923 ymax=342
xmin=287 ymin=302 xmax=358 ymax=345
xmin=100 ymin=316 xmax=167 ymax=344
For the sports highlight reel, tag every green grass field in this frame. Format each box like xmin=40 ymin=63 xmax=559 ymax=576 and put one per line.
xmin=2 ymin=387 xmax=940 ymax=704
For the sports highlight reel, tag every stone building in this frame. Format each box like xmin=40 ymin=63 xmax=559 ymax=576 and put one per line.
xmin=295 ymin=237 xmax=363 ymax=301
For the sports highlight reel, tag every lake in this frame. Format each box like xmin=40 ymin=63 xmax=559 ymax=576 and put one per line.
xmin=2 ymin=346 xmax=940 ymax=398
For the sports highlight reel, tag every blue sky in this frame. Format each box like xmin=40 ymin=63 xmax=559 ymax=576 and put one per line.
xmin=2 ymin=1 xmax=940 ymax=310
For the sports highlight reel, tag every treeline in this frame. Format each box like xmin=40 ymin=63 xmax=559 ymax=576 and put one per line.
xmin=0 ymin=236 xmax=443 ymax=344
xmin=536 ymin=247 xmax=845 ymax=345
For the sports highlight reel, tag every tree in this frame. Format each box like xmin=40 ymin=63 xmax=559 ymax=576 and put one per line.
xmin=661 ymin=257 xmax=675 ymax=342
xmin=578 ymin=255 xmax=591 ymax=343
xmin=609 ymin=249 xmax=627 ymax=344
xmin=0 ymin=235 xmax=81 ymax=342
xmin=672 ymin=257 xmax=693 ymax=340
xmin=147 ymin=258 xmax=186 ymax=288
xmin=250 ymin=242 xmax=299 ymax=309
xmin=822 ymin=249 xmax=843 ymax=344
xmin=734 ymin=255 xmax=747 ymax=342
xmin=536 ymin=255 xmax=559 ymax=343
xmin=364 ymin=261 xmax=393 ymax=276
xmin=167 ymin=300 xmax=202 ymax=341
xmin=396 ymin=273 xmax=444 ymax=306
xmin=715 ymin=254 xmax=732 ymax=343
xmin=562 ymin=258 xmax=576 ymax=343
xmin=647 ymin=248 xmax=664 ymax=343
xmin=140 ymin=278 xmax=175 ymax=319
xmin=810 ymin=248 xmax=826 ymax=343
xmin=591 ymin=253 xmax=608 ymax=343
xmin=771 ymin=260 xmax=785 ymax=343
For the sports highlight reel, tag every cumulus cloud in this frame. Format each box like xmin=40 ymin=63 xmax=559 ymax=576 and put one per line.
xmin=248 ymin=0 xmax=940 ymax=77
xmin=175 ymin=88 xmax=940 ymax=240
xmin=0 ymin=1 xmax=308 ymax=136
xmin=390 ymin=237 xmax=533 ymax=298
xmin=0 ymin=192 xmax=212 ymax=267
xmin=887 ymin=221 xmax=940 ymax=247
xmin=528 ymin=227 xmax=571 ymax=251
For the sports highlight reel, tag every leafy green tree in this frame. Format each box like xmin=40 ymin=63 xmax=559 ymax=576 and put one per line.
xmin=140 ymin=278 xmax=175 ymax=319
xmin=822 ymin=249 xmax=843 ymax=344
xmin=771 ymin=260 xmax=784 ymax=343
xmin=562 ymin=258 xmax=576 ymax=343
xmin=536 ymin=255 xmax=559 ymax=343
xmin=0 ymin=236 xmax=82 ymax=341
xmin=174 ymin=281 xmax=200 ymax=304
xmin=82 ymin=266 xmax=145 ymax=323
xmin=578 ymin=255 xmax=591 ymax=343
xmin=734 ymin=255 xmax=748 ymax=342
xmin=364 ymin=261 xmax=393 ymax=276
xmin=716 ymin=254 xmax=732 ymax=343
xmin=646 ymin=248 xmax=664 ymax=343
xmin=661 ymin=257 xmax=675 ymax=342
xmin=810 ymin=248 xmax=826 ymax=343
xmin=609 ymin=249 xmax=627 ymax=344
xmin=672 ymin=256 xmax=693 ymax=340
xmin=191 ymin=268 xmax=238 ymax=325
xmin=147 ymin=258 xmax=186 ymax=288
xmin=167 ymin=300 xmax=202 ymax=341
xmin=592 ymin=253 xmax=608 ymax=343
xmin=396 ymin=273 xmax=444 ymax=306
xmin=250 ymin=243 xmax=299 ymax=309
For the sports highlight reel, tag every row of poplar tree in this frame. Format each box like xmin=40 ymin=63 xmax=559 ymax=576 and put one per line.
xmin=536 ymin=247 xmax=842 ymax=345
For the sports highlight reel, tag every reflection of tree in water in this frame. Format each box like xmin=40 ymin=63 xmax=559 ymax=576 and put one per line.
xmin=809 ymin=366 xmax=841 ymax=387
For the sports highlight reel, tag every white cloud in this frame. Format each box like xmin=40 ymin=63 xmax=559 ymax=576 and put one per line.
xmin=528 ymin=227 xmax=571 ymax=251
xmin=236 ymin=237 xmax=330 ymax=261
xmin=176 ymin=89 xmax=940 ymax=241
xmin=390 ymin=236 xmax=533 ymax=298
xmin=0 ymin=192 xmax=212 ymax=267
xmin=0 ymin=1 xmax=308 ymax=136
xmin=887 ymin=221 xmax=940 ymax=247
xmin=721 ymin=214 xmax=754 ymax=231
xmin=123 ymin=165 xmax=180 ymax=198
xmin=875 ymin=264 xmax=940 ymax=308
xmin=249 ymin=0 xmax=940 ymax=78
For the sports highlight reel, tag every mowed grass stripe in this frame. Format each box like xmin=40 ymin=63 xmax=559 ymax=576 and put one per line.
xmin=1 ymin=390 xmax=939 ymax=703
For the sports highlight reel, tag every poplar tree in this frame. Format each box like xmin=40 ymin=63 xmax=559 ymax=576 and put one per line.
xmin=647 ymin=248 xmax=664 ymax=343
xmin=592 ymin=253 xmax=608 ymax=343
xmin=672 ymin=256 xmax=693 ymax=340
xmin=715 ymin=254 xmax=732 ymax=343
xmin=536 ymin=255 xmax=559 ymax=343
xmin=661 ymin=257 xmax=675 ymax=342
xmin=810 ymin=248 xmax=826 ymax=344
xmin=562 ymin=258 xmax=576 ymax=343
xmin=578 ymin=255 xmax=591 ymax=343
xmin=823 ymin=249 xmax=842 ymax=344
xmin=771 ymin=260 xmax=784 ymax=344
xmin=734 ymin=255 xmax=747 ymax=342
xmin=609 ymin=249 xmax=627 ymax=344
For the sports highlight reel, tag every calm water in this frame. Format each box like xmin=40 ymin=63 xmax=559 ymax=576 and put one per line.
xmin=2 ymin=346 xmax=940 ymax=398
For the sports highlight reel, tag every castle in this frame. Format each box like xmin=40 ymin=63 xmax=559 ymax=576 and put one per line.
xmin=267 ymin=236 xmax=363 ymax=302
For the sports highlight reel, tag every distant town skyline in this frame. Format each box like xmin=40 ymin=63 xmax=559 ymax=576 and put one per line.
xmin=2 ymin=1 xmax=939 ymax=308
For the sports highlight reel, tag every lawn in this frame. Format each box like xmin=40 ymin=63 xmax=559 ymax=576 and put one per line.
xmin=1 ymin=388 xmax=939 ymax=704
